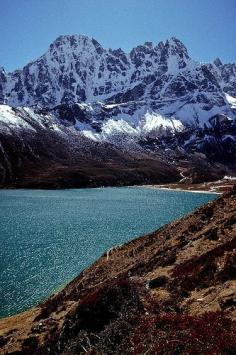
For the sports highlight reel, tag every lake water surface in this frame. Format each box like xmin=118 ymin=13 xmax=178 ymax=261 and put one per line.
xmin=0 ymin=187 xmax=216 ymax=318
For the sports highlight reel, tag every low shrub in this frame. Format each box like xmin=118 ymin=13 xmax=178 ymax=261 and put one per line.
xmin=130 ymin=312 xmax=236 ymax=354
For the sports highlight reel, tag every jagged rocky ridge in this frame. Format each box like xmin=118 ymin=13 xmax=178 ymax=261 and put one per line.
xmin=1 ymin=35 xmax=236 ymax=129
xmin=0 ymin=188 xmax=235 ymax=354
xmin=0 ymin=35 xmax=236 ymax=187
xmin=1 ymin=35 xmax=236 ymax=117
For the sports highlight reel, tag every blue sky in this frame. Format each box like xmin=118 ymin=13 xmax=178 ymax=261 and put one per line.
xmin=1 ymin=0 xmax=236 ymax=72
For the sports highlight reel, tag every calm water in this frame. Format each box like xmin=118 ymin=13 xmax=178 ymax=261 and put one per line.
xmin=0 ymin=187 xmax=216 ymax=318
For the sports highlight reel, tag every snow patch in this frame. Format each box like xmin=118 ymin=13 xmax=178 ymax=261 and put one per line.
xmin=0 ymin=105 xmax=34 ymax=130
xmin=225 ymin=93 xmax=236 ymax=109
xmin=140 ymin=112 xmax=184 ymax=134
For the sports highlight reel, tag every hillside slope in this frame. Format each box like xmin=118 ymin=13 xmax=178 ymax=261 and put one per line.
xmin=0 ymin=103 xmax=235 ymax=188
xmin=0 ymin=187 xmax=235 ymax=354
xmin=0 ymin=105 xmax=180 ymax=188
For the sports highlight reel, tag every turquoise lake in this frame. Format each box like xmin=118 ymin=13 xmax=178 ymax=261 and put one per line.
xmin=0 ymin=187 xmax=216 ymax=318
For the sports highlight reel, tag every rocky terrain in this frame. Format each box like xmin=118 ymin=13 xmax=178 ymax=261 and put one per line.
xmin=0 ymin=187 xmax=235 ymax=354
xmin=0 ymin=35 xmax=236 ymax=187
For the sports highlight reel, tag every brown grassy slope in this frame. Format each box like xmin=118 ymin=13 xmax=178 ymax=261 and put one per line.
xmin=0 ymin=187 xmax=235 ymax=354
xmin=0 ymin=128 xmax=180 ymax=188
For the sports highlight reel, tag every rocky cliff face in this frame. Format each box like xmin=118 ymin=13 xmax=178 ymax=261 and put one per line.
xmin=0 ymin=188 xmax=235 ymax=354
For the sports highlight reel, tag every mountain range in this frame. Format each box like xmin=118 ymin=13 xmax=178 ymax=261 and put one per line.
xmin=0 ymin=35 xmax=235 ymax=187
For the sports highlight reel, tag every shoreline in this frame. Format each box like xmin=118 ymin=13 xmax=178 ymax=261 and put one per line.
xmin=136 ymin=178 xmax=236 ymax=195
xmin=141 ymin=185 xmax=220 ymax=194
xmin=0 ymin=176 xmax=235 ymax=193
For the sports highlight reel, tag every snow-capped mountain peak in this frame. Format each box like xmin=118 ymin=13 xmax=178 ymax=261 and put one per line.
xmin=0 ymin=34 xmax=235 ymax=143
